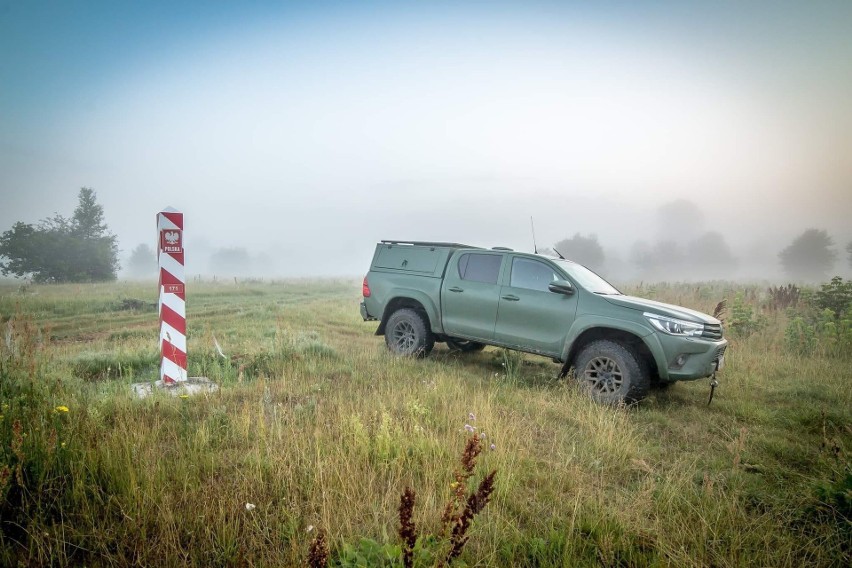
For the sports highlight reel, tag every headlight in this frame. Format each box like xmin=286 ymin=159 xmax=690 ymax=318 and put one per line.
xmin=644 ymin=312 xmax=705 ymax=337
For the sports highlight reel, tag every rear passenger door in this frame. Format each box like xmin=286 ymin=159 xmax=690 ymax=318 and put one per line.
xmin=441 ymin=252 xmax=505 ymax=341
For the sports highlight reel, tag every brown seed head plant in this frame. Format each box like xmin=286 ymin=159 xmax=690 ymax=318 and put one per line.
xmin=446 ymin=469 xmax=497 ymax=564
xmin=398 ymin=487 xmax=417 ymax=568
xmin=440 ymin=433 xmax=482 ymax=534
xmin=767 ymin=284 xmax=800 ymax=311
xmin=713 ymin=299 xmax=727 ymax=323
xmin=435 ymin=433 xmax=497 ymax=566
xmin=307 ymin=527 xmax=329 ymax=568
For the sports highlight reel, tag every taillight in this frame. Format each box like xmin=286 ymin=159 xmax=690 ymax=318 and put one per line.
xmin=362 ymin=276 xmax=371 ymax=297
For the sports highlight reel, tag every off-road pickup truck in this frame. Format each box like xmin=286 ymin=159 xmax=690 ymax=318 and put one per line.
xmin=360 ymin=240 xmax=727 ymax=403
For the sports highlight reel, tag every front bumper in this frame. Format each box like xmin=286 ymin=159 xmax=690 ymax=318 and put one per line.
xmin=657 ymin=334 xmax=728 ymax=382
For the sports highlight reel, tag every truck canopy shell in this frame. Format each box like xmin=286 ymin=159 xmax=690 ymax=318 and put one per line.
xmin=371 ymin=241 xmax=478 ymax=278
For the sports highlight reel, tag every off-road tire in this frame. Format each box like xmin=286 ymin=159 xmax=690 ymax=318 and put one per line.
xmin=446 ymin=338 xmax=486 ymax=353
xmin=385 ymin=308 xmax=434 ymax=357
xmin=572 ymin=339 xmax=650 ymax=404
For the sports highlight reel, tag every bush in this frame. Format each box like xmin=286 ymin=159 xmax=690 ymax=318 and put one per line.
xmin=727 ymin=294 xmax=766 ymax=338
xmin=784 ymin=278 xmax=852 ymax=357
xmin=812 ymin=276 xmax=852 ymax=318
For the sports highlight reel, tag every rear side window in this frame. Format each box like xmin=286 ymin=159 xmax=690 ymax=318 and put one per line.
xmin=510 ymin=257 xmax=560 ymax=292
xmin=457 ymin=253 xmax=502 ymax=284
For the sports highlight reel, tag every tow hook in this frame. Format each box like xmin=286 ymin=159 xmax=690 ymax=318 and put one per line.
xmin=707 ymin=373 xmax=719 ymax=406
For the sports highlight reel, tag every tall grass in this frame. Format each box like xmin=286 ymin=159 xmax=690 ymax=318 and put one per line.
xmin=0 ymin=279 xmax=849 ymax=566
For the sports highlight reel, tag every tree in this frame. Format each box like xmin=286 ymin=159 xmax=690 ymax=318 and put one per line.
xmin=209 ymin=247 xmax=252 ymax=275
xmin=126 ymin=243 xmax=156 ymax=279
xmin=656 ymin=199 xmax=705 ymax=238
xmin=631 ymin=239 xmax=683 ymax=271
xmin=553 ymin=233 xmax=605 ymax=272
xmin=72 ymin=187 xmax=109 ymax=239
xmin=778 ymin=229 xmax=837 ymax=281
xmin=687 ymin=232 xmax=737 ymax=271
xmin=0 ymin=188 xmax=119 ymax=282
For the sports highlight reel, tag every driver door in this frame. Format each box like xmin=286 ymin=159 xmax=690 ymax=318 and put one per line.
xmin=493 ymin=256 xmax=578 ymax=356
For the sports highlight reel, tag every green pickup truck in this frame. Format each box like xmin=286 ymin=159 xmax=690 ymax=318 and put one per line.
xmin=360 ymin=240 xmax=726 ymax=403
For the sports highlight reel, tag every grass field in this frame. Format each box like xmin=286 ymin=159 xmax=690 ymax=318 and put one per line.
xmin=1 ymin=279 xmax=850 ymax=566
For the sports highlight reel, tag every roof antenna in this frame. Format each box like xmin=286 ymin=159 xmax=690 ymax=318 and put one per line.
xmin=553 ymin=247 xmax=566 ymax=260
xmin=530 ymin=216 xmax=538 ymax=254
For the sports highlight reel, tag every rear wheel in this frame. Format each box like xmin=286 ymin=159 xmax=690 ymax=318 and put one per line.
xmin=385 ymin=308 xmax=434 ymax=357
xmin=446 ymin=338 xmax=486 ymax=353
xmin=572 ymin=340 xmax=649 ymax=404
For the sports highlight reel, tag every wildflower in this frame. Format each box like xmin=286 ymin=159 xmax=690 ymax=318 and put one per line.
xmin=179 ymin=394 xmax=189 ymax=399
xmin=490 ymin=443 xmax=496 ymax=451
xmin=306 ymin=525 xmax=314 ymax=533
xmin=468 ymin=412 xmax=476 ymax=421
xmin=245 ymin=503 xmax=256 ymax=511
xmin=464 ymin=424 xmax=475 ymax=433
xmin=479 ymin=432 xmax=486 ymax=439
xmin=54 ymin=406 xmax=69 ymax=413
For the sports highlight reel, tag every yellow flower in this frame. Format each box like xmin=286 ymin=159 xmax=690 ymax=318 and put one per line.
xmin=179 ymin=394 xmax=189 ymax=399
xmin=55 ymin=406 xmax=69 ymax=413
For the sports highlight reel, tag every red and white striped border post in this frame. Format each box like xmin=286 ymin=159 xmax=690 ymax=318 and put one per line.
xmin=157 ymin=208 xmax=186 ymax=384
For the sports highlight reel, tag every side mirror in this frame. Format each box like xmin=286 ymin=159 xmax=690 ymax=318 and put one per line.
xmin=548 ymin=279 xmax=574 ymax=295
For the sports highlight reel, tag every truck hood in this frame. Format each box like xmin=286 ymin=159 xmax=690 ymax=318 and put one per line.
xmin=603 ymin=295 xmax=720 ymax=324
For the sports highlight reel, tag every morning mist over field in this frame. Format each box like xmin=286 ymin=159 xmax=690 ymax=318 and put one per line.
xmin=2 ymin=0 xmax=851 ymax=280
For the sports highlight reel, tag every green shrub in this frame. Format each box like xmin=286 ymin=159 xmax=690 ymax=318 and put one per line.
xmin=785 ymin=307 xmax=852 ymax=357
xmin=812 ymin=276 xmax=852 ymax=318
xmin=727 ymin=293 xmax=767 ymax=338
xmin=785 ymin=316 xmax=817 ymax=355
xmin=784 ymin=277 xmax=852 ymax=357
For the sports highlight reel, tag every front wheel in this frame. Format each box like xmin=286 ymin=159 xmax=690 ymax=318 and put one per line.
xmin=572 ymin=340 xmax=649 ymax=404
xmin=385 ymin=308 xmax=434 ymax=357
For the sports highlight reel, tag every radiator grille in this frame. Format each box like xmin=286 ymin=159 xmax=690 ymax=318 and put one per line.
xmin=703 ymin=323 xmax=723 ymax=340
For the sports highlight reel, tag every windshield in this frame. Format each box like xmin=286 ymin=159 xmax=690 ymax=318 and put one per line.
xmin=551 ymin=259 xmax=621 ymax=295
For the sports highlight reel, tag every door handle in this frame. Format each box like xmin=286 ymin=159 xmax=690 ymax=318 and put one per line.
xmin=501 ymin=294 xmax=520 ymax=301
xmin=449 ymin=287 xmax=464 ymax=293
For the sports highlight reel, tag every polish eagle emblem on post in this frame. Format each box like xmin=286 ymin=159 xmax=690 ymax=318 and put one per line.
xmin=160 ymin=229 xmax=183 ymax=253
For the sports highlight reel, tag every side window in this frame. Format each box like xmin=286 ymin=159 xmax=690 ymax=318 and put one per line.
xmin=457 ymin=253 xmax=502 ymax=284
xmin=510 ymin=258 xmax=560 ymax=292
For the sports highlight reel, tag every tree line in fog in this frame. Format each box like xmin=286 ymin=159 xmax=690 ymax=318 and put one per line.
xmin=1 ymin=192 xmax=850 ymax=283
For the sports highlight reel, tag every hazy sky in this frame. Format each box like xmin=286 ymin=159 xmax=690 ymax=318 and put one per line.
xmin=2 ymin=0 xmax=851 ymax=277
